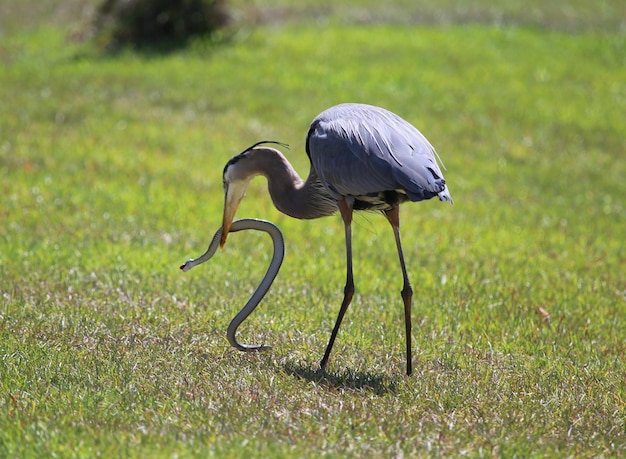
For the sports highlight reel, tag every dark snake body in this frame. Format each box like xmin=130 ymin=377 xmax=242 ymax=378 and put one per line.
xmin=180 ymin=218 xmax=284 ymax=350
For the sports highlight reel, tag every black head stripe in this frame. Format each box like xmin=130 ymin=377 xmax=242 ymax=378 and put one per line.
xmin=224 ymin=141 xmax=290 ymax=176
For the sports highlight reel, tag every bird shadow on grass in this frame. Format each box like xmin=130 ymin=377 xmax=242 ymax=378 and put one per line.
xmin=283 ymin=362 xmax=398 ymax=395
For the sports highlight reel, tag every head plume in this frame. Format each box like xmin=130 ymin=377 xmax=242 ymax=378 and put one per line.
xmin=242 ymin=140 xmax=290 ymax=153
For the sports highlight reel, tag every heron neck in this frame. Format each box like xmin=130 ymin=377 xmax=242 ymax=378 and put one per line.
xmin=253 ymin=148 xmax=337 ymax=219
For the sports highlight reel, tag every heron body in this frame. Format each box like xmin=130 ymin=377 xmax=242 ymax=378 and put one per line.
xmin=307 ymin=103 xmax=452 ymax=208
xmin=220 ymin=103 xmax=452 ymax=375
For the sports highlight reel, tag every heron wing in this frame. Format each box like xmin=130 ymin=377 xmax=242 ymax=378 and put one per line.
xmin=307 ymin=103 xmax=448 ymax=202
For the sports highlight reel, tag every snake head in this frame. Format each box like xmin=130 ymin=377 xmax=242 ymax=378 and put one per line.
xmin=180 ymin=260 xmax=192 ymax=271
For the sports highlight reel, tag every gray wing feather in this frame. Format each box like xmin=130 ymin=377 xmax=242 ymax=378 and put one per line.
xmin=307 ymin=103 xmax=449 ymax=201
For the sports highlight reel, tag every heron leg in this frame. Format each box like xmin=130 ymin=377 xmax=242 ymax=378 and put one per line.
xmin=384 ymin=207 xmax=413 ymax=376
xmin=320 ymin=197 xmax=355 ymax=371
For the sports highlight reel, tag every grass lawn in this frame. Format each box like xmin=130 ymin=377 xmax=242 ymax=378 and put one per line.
xmin=1 ymin=0 xmax=625 ymax=457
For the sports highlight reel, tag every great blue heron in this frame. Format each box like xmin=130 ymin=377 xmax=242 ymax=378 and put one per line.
xmin=218 ymin=103 xmax=452 ymax=376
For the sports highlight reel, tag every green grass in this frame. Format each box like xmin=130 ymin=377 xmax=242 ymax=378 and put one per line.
xmin=1 ymin=1 xmax=625 ymax=457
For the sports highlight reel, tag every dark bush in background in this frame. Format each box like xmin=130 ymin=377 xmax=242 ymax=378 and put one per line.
xmin=93 ymin=0 xmax=230 ymax=51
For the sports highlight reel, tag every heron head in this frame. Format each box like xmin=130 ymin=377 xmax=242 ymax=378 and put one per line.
xmin=220 ymin=141 xmax=290 ymax=247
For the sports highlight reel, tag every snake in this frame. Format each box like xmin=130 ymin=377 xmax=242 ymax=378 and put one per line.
xmin=180 ymin=218 xmax=284 ymax=351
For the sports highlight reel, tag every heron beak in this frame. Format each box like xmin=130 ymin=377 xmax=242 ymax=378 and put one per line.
xmin=220 ymin=180 xmax=247 ymax=247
